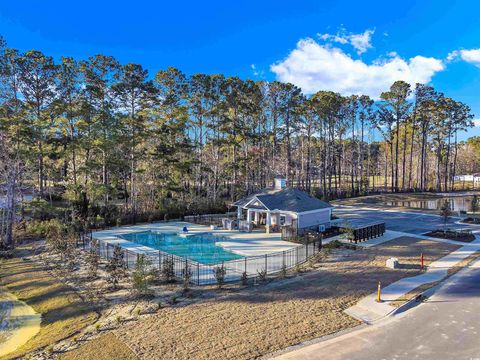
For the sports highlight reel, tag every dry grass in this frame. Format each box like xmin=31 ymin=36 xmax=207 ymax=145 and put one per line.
xmin=59 ymin=332 xmax=137 ymax=360
xmin=0 ymin=247 xmax=98 ymax=359
xmin=390 ymin=250 xmax=480 ymax=307
xmin=100 ymin=236 xmax=458 ymax=360
xmin=447 ymin=251 xmax=480 ymax=276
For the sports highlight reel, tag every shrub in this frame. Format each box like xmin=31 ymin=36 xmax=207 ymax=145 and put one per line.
xmin=241 ymin=271 xmax=248 ymax=285
xmin=45 ymin=220 xmax=77 ymax=269
xmin=439 ymin=200 xmax=453 ymax=232
xmin=213 ymin=264 xmax=226 ymax=288
xmin=131 ymin=254 xmax=153 ymax=296
xmin=341 ymin=225 xmax=355 ymax=243
xmin=161 ymin=256 xmax=175 ymax=283
xmin=280 ymin=264 xmax=287 ymax=278
xmin=471 ymin=195 xmax=479 ymax=217
xmin=257 ymin=268 xmax=267 ymax=282
xmin=86 ymin=239 xmax=100 ymax=279
xmin=182 ymin=261 xmax=192 ymax=291
xmin=105 ymin=245 xmax=125 ymax=290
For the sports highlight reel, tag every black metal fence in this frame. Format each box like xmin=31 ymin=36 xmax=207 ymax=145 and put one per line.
xmin=184 ymin=212 xmax=236 ymax=226
xmin=81 ymin=234 xmax=322 ymax=285
xmin=346 ymin=222 xmax=386 ymax=243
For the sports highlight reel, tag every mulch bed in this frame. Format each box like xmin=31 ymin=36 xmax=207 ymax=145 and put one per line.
xmin=461 ymin=217 xmax=480 ymax=224
xmin=424 ymin=230 xmax=475 ymax=243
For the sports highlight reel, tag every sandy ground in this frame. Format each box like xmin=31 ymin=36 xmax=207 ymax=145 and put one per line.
xmin=0 ymin=287 xmax=41 ymax=358
xmin=105 ymin=237 xmax=459 ymax=360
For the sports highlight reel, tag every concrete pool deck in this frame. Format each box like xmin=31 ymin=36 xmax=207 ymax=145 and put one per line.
xmin=92 ymin=221 xmax=300 ymax=257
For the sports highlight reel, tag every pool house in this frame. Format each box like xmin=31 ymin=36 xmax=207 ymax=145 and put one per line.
xmin=233 ymin=176 xmax=333 ymax=235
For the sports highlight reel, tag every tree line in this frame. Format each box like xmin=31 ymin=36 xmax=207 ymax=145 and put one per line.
xmin=0 ymin=36 xmax=476 ymax=246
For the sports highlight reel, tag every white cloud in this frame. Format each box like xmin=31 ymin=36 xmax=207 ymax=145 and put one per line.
xmin=270 ymin=38 xmax=445 ymax=100
xmin=459 ymin=49 xmax=480 ymax=67
xmin=446 ymin=50 xmax=459 ymax=62
xmin=474 ymin=119 xmax=480 ymax=127
xmin=250 ymin=63 xmax=265 ymax=78
xmin=447 ymin=49 xmax=480 ymax=67
xmin=317 ymin=27 xmax=374 ymax=55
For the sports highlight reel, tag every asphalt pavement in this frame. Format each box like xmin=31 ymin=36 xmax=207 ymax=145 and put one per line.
xmin=275 ymin=258 xmax=480 ymax=360
xmin=333 ymin=206 xmax=480 ymax=235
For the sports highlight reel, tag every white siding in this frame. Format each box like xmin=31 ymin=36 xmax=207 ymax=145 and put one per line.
xmin=297 ymin=209 xmax=331 ymax=229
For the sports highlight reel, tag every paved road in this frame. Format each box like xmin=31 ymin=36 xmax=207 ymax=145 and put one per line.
xmin=276 ymin=258 xmax=480 ymax=360
xmin=333 ymin=206 xmax=480 ymax=235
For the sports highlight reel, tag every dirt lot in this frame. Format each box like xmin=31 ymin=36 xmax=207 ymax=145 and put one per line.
xmin=88 ymin=236 xmax=459 ymax=360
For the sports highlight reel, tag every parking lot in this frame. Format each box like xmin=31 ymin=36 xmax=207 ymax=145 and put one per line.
xmin=333 ymin=206 xmax=480 ymax=235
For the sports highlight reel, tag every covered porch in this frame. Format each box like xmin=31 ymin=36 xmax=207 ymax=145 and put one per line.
xmin=235 ymin=203 xmax=295 ymax=234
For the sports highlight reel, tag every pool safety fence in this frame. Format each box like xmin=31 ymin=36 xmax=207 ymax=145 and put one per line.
xmin=184 ymin=212 xmax=236 ymax=225
xmin=80 ymin=233 xmax=322 ymax=285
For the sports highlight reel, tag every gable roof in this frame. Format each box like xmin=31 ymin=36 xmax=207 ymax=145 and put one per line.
xmin=234 ymin=188 xmax=331 ymax=213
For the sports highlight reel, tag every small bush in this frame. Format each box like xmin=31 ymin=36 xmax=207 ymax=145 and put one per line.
xmin=257 ymin=268 xmax=267 ymax=282
xmin=86 ymin=239 xmax=100 ymax=278
xmin=182 ymin=261 xmax=192 ymax=291
xmin=161 ymin=256 xmax=176 ymax=283
xmin=106 ymin=245 xmax=125 ymax=290
xmin=280 ymin=264 xmax=287 ymax=278
xmin=213 ymin=265 xmax=226 ymax=288
xmin=241 ymin=271 xmax=248 ymax=285
xmin=131 ymin=254 xmax=154 ymax=296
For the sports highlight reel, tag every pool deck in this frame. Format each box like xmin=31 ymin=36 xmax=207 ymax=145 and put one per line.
xmin=92 ymin=221 xmax=300 ymax=257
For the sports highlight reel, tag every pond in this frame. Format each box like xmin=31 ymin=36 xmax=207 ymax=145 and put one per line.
xmin=385 ymin=195 xmax=476 ymax=212
xmin=0 ymin=195 xmax=33 ymax=209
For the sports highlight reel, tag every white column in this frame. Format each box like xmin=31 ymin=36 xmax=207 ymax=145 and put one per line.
xmin=247 ymin=209 xmax=252 ymax=222
xmin=237 ymin=207 xmax=242 ymax=220
xmin=266 ymin=212 xmax=271 ymax=233
xmin=254 ymin=211 xmax=260 ymax=224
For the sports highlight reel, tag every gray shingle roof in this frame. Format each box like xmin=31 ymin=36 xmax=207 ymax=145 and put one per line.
xmin=234 ymin=188 xmax=331 ymax=213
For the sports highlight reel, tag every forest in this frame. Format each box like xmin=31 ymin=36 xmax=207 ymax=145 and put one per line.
xmin=0 ymin=35 xmax=478 ymax=247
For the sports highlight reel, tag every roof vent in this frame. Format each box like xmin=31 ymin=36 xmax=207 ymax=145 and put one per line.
xmin=274 ymin=176 xmax=286 ymax=190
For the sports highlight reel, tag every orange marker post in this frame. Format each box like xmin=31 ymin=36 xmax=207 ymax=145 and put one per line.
xmin=421 ymin=253 xmax=424 ymax=270
xmin=377 ymin=281 xmax=381 ymax=302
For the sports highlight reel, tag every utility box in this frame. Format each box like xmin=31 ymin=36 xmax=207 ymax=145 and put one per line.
xmin=386 ymin=257 xmax=399 ymax=269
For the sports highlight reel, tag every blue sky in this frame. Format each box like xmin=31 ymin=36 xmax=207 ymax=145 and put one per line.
xmin=1 ymin=0 xmax=480 ymax=139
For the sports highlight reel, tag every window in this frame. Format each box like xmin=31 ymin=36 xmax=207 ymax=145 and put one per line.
xmin=280 ymin=215 xmax=286 ymax=226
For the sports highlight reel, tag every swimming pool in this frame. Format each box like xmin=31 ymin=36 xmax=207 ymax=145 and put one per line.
xmin=119 ymin=231 xmax=243 ymax=264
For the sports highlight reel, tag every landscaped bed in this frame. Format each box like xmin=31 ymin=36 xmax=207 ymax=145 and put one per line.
xmin=461 ymin=217 xmax=480 ymax=224
xmin=424 ymin=229 xmax=476 ymax=242
xmin=67 ymin=236 xmax=459 ymax=360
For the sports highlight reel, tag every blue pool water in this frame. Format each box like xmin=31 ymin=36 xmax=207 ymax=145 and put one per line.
xmin=119 ymin=231 xmax=243 ymax=264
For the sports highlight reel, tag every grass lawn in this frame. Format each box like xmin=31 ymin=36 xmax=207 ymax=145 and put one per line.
xmin=0 ymin=246 xmax=99 ymax=359
xmin=59 ymin=333 xmax=137 ymax=360
xmin=76 ymin=236 xmax=456 ymax=360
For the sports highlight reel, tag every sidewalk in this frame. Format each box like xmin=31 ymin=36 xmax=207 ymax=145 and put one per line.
xmin=345 ymin=236 xmax=480 ymax=323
